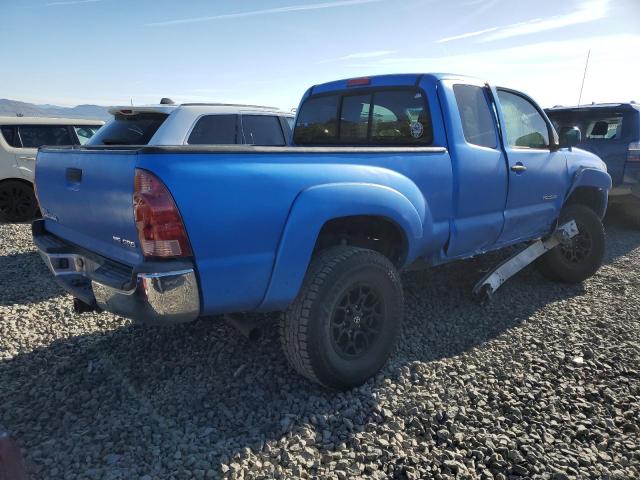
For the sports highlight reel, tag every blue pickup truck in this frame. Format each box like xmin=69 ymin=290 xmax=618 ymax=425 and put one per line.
xmin=546 ymin=103 xmax=640 ymax=226
xmin=33 ymin=74 xmax=611 ymax=389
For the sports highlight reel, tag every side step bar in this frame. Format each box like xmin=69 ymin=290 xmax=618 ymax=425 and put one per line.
xmin=473 ymin=220 xmax=579 ymax=302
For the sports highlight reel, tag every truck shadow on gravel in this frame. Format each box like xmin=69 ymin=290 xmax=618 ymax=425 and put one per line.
xmin=0 ymin=251 xmax=63 ymax=306
xmin=1 ymin=225 xmax=639 ymax=477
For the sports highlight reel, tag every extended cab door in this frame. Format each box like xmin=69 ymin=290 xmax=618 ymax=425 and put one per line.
xmin=439 ymin=80 xmax=508 ymax=258
xmin=493 ymin=88 xmax=567 ymax=244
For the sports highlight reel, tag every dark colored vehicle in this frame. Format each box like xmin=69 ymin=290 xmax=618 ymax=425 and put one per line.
xmin=546 ymin=103 xmax=640 ymax=226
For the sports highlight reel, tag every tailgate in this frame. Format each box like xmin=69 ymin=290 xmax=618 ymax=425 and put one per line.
xmin=35 ymin=148 xmax=143 ymax=266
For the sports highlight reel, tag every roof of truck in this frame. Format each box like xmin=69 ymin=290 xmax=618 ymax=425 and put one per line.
xmin=0 ymin=116 xmax=104 ymax=125
xmin=108 ymin=103 xmax=294 ymax=117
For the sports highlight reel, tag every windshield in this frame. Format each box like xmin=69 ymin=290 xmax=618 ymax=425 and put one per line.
xmin=87 ymin=113 xmax=168 ymax=145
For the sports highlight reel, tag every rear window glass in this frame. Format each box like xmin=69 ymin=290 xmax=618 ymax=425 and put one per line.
xmin=294 ymin=88 xmax=432 ymax=146
xmin=453 ymin=84 xmax=497 ymax=149
xmin=188 ymin=114 xmax=238 ymax=144
xmin=18 ymin=125 xmax=73 ymax=148
xmin=88 ymin=113 xmax=168 ymax=146
xmin=242 ymin=115 xmax=285 ymax=146
xmin=294 ymin=95 xmax=339 ymax=144
xmin=548 ymin=111 xmax=628 ymax=141
xmin=1 ymin=126 xmax=18 ymax=147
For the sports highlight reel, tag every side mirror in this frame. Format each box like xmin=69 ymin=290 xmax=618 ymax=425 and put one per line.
xmin=559 ymin=126 xmax=581 ymax=150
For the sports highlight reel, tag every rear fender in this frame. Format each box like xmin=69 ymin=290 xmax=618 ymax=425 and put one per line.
xmin=258 ymin=182 xmax=427 ymax=311
xmin=566 ymin=167 xmax=612 ymax=218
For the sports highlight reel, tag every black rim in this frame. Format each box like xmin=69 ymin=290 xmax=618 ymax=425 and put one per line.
xmin=0 ymin=185 xmax=34 ymax=220
xmin=559 ymin=222 xmax=592 ymax=263
xmin=330 ymin=284 xmax=383 ymax=359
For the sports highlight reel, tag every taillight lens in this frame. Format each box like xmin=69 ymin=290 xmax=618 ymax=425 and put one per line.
xmin=628 ymin=142 xmax=640 ymax=163
xmin=134 ymin=169 xmax=192 ymax=258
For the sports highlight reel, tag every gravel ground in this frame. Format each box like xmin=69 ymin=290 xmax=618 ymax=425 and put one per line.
xmin=0 ymin=214 xmax=638 ymax=480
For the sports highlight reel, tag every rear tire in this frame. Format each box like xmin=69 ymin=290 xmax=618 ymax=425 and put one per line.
xmin=280 ymin=246 xmax=403 ymax=390
xmin=0 ymin=180 xmax=38 ymax=223
xmin=536 ymin=204 xmax=605 ymax=283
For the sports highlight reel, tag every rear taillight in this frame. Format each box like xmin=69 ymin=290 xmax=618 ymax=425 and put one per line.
xmin=134 ymin=169 xmax=192 ymax=258
xmin=628 ymin=142 xmax=640 ymax=163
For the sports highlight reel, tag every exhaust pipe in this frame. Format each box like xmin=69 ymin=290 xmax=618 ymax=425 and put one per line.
xmin=224 ymin=314 xmax=263 ymax=341
xmin=73 ymin=297 xmax=101 ymax=314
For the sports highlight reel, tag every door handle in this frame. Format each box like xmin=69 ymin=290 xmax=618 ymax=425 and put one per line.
xmin=66 ymin=167 xmax=82 ymax=183
xmin=19 ymin=155 xmax=36 ymax=161
xmin=511 ymin=164 xmax=527 ymax=173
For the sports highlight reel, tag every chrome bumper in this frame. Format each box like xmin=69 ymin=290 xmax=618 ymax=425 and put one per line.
xmin=34 ymin=223 xmax=200 ymax=325
xmin=91 ymin=269 xmax=200 ymax=324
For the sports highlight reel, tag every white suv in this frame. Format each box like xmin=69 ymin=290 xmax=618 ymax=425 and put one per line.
xmin=0 ymin=117 xmax=103 ymax=221
xmin=87 ymin=102 xmax=294 ymax=147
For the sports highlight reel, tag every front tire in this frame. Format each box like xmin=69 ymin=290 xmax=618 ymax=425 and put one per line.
xmin=0 ymin=180 xmax=39 ymax=222
xmin=536 ymin=204 xmax=605 ymax=283
xmin=280 ymin=246 xmax=403 ymax=390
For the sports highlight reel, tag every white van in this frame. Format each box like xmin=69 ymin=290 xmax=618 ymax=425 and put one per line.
xmin=0 ymin=117 xmax=103 ymax=221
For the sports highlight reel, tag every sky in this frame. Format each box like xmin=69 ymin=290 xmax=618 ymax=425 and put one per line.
xmin=1 ymin=0 xmax=638 ymax=110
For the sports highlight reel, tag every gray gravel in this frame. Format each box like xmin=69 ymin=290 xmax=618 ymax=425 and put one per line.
xmin=0 ymin=213 xmax=639 ymax=480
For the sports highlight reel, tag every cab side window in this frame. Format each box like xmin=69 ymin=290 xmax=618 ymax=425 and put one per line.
xmin=453 ymin=84 xmax=497 ymax=149
xmin=497 ymin=90 xmax=549 ymax=149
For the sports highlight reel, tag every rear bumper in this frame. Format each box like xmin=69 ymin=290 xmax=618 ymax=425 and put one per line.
xmin=32 ymin=220 xmax=200 ymax=325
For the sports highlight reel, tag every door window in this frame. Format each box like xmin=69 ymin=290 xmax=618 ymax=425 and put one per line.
xmin=18 ymin=125 xmax=73 ymax=148
xmin=453 ymin=84 xmax=497 ymax=148
xmin=0 ymin=126 xmax=19 ymax=147
xmin=188 ymin=114 xmax=238 ymax=144
xmin=497 ymin=90 xmax=549 ymax=149
xmin=242 ymin=115 xmax=286 ymax=146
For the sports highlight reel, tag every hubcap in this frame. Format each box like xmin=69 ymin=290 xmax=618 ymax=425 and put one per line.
xmin=330 ymin=284 xmax=383 ymax=359
xmin=0 ymin=185 xmax=33 ymax=220
xmin=559 ymin=222 xmax=592 ymax=263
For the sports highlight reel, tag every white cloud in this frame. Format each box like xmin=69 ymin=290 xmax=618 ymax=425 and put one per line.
xmin=145 ymin=0 xmax=384 ymax=27
xmin=318 ymin=50 xmax=396 ymax=63
xmin=436 ymin=0 xmax=609 ymax=43
xmin=46 ymin=0 xmax=100 ymax=6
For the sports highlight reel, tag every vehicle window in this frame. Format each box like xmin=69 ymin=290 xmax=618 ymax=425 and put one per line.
xmin=88 ymin=113 xmax=168 ymax=146
xmin=340 ymin=94 xmax=371 ymax=141
xmin=242 ymin=115 xmax=285 ymax=146
xmin=74 ymin=126 xmax=101 ymax=145
xmin=0 ymin=126 xmax=19 ymax=147
xmin=497 ymin=90 xmax=549 ymax=149
xmin=585 ymin=116 xmax=623 ymax=140
xmin=188 ymin=114 xmax=238 ymax=144
xmin=294 ymin=88 xmax=432 ymax=145
xmin=371 ymin=90 xmax=432 ymax=144
xmin=453 ymin=84 xmax=497 ymax=148
xmin=285 ymin=117 xmax=294 ymax=131
xmin=18 ymin=125 xmax=73 ymax=148
xmin=294 ymin=94 xmax=339 ymax=144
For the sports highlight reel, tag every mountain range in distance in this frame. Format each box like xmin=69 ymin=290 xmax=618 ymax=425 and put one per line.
xmin=0 ymin=98 xmax=112 ymax=121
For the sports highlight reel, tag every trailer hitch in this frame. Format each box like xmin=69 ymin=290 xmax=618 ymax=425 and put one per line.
xmin=472 ymin=220 xmax=579 ymax=303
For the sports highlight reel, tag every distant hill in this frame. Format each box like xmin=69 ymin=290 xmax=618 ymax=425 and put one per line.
xmin=0 ymin=99 xmax=111 ymax=121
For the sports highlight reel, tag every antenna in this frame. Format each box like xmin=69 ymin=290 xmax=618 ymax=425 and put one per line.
xmin=578 ymin=49 xmax=590 ymax=106
xmin=130 ymin=97 xmax=133 ymax=106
